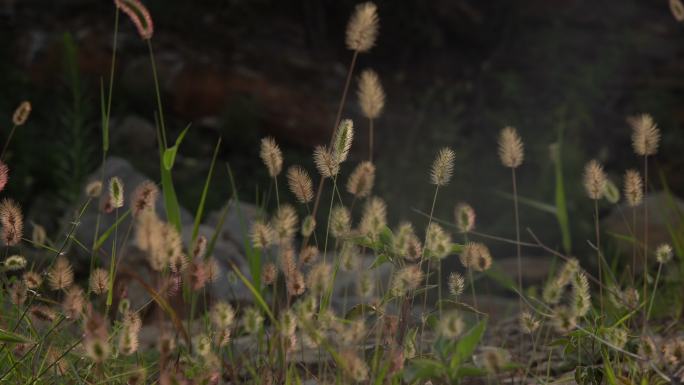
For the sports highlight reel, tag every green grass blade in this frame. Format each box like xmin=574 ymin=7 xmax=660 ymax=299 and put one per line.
xmin=92 ymin=209 xmax=131 ymax=250
xmin=0 ymin=329 xmax=33 ymax=344
xmin=191 ymin=137 xmax=221 ymax=247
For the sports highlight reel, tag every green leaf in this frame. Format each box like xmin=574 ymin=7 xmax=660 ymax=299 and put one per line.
xmin=92 ymin=209 xmax=131 ymax=250
xmin=0 ymin=328 xmax=33 ymax=344
xmin=602 ymin=352 xmax=617 ymax=385
xmin=493 ymin=190 xmax=557 ymax=215
xmin=162 ymin=124 xmax=191 ymax=171
xmin=407 ymin=358 xmax=446 ymax=381
xmin=228 ymin=261 xmax=276 ymax=325
xmin=378 ymin=226 xmax=394 ymax=248
xmin=451 ymin=318 xmax=487 ymax=366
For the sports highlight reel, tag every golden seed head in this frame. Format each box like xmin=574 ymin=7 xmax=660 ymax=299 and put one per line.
xmin=628 ymin=113 xmax=660 ymax=156
xmin=551 ymin=305 xmax=577 ymax=334
xmin=0 ymin=198 xmax=23 ymax=246
xmin=63 ymin=285 xmax=86 ymax=320
xmin=437 ymin=311 xmax=464 ymax=338
xmin=570 ymin=271 xmax=591 ymax=317
xmin=242 ymin=307 xmax=264 ymax=335
xmin=498 ymin=126 xmax=524 ymax=168
xmin=313 ymin=146 xmax=340 ymax=178
xmin=671 ymin=0 xmax=684 ymax=21
xmin=583 ymin=159 xmax=606 ymax=200
xmin=260 ymin=136 xmax=283 ymax=177
xmin=393 ymin=222 xmax=418 ymax=258
xmin=346 ymin=161 xmax=375 ymax=198
xmin=48 ymin=256 xmax=74 ymax=291
xmin=211 ymin=301 xmax=235 ymax=329
xmin=459 ymin=242 xmax=492 ymax=272
xmin=333 ymin=119 xmax=354 ymax=163
xmin=430 ymin=147 xmax=455 ymax=186
xmin=287 ymin=166 xmax=314 ymax=204
xmin=131 ymin=180 xmax=158 ymax=217
xmin=250 ymin=220 xmax=275 ymax=249
xmin=301 ymin=215 xmax=316 ymax=237
xmin=306 ymin=262 xmax=332 ymax=295
xmin=448 ymin=272 xmax=465 ymax=297
xmin=345 ymin=2 xmax=379 ymax=53
xmin=357 ymin=69 xmax=385 ymax=119
xmin=108 ymin=177 xmax=125 ymax=209
xmin=425 ymin=223 xmax=452 ymax=260
xmin=519 ymin=311 xmax=540 ymax=334
xmin=330 ymin=205 xmax=352 ymax=238
xmin=12 ymin=101 xmax=31 ymax=126
xmin=193 ymin=235 xmax=207 ymax=259
xmin=271 ymin=205 xmax=299 ymax=243
xmin=623 ymin=169 xmax=643 ymax=207
xmin=475 ymin=347 xmax=511 ymax=374
xmin=300 ymin=245 xmax=319 ymax=265
xmin=286 ymin=269 xmax=306 ymax=297
xmin=115 ymin=0 xmax=154 ymax=39
xmin=454 ymin=202 xmax=476 ymax=233
xmin=32 ymin=224 xmax=46 ymax=245
xmin=656 ymin=243 xmax=673 ymax=264
xmin=0 ymin=161 xmax=8 ymax=192
xmin=4 ymin=254 xmax=27 ymax=271
xmin=89 ymin=268 xmax=110 ymax=295
xmin=390 ymin=265 xmax=424 ymax=297
xmin=359 ymin=196 xmax=387 ymax=241
xmin=341 ymin=350 xmax=369 ymax=382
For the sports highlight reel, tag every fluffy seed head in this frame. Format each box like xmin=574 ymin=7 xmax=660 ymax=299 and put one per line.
xmin=286 ymin=269 xmax=306 ymax=297
xmin=23 ymin=271 xmax=42 ymax=289
xmin=340 ymin=350 xmax=369 ymax=382
xmin=32 ymin=224 xmax=46 ymax=245
xmin=430 ymin=147 xmax=455 ymax=186
xmin=86 ymin=181 xmax=103 ymax=197
xmin=390 ymin=265 xmax=424 ymax=297
xmin=475 ymin=347 xmax=511 ymax=374
xmin=330 ymin=205 xmax=352 ymax=238
xmin=393 ymin=222 xmax=418 ymax=259
xmin=287 ymin=166 xmax=314 ymax=203
xmin=242 ymin=307 xmax=264 ymax=335
xmin=313 ymin=146 xmax=339 ymax=178
xmin=271 ymin=205 xmax=299 ymax=243
xmin=9 ymin=280 xmax=27 ymax=305
xmin=425 ymin=223 xmax=452 ymax=260
xmin=570 ymin=271 xmax=591 ymax=317
xmin=30 ymin=305 xmax=57 ymax=323
xmin=459 ymin=242 xmax=492 ymax=272
xmin=628 ymin=114 xmax=660 ymax=156
xmin=108 ymin=177 xmax=125 ymax=209
xmin=0 ymin=161 xmax=8 ymax=192
xmin=4 ymin=255 xmax=27 ymax=271
xmin=262 ymin=263 xmax=278 ymax=285
xmin=131 ymin=180 xmax=158 ymax=216
xmin=114 ymin=0 xmax=154 ymax=39
xmin=300 ymin=245 xmax=319 ymax=265
xmin=306 ymin=262 xmax=332 ymax=294
xmin=359 ymin=196 xmax=387 ymax=241
xmin=345 ymin=2 xmax=379 ymax=52
xmin=301 ymin=215 xmax=316 ymax=237
xmin=656 ymin=243 xmax=673 ymax=264
xmin=346 ymin=161 xmax=375 ymax=198
xmin=12 ymin=101 xmax=31 ymax=126
xmin=583 ymin=160 xmax=606 ymax=200
xmin=623 ymin=169 xmax=643 ymax=207
xmin=260 ymin=137 xmax=283 ymax=177
xmin=333 ymin=119 xmax=354 ymax=163
xmin=498 ymin=126 xmax=524 ymax=168
xmin=89 ymin=268 xmax=109 ymax=295
xmin=671 ymin=0 xmax=684 ymax=21
xmin=357 ymin=69 xmax=385 ymax=119
xmin=0 ymin=198 xmax=23 ymax=246
xmin=48 ymin=256 xmax=74 ymax=290
xmin=193 ymin=235 xmax=207 ymax=259
xmin=454 ymin=202 xmax=475 ymax=233
xmin=519 ymin=311 xmax=540 ymax=334
xmin=448 ymin=272 xmax=465 ymax=297
xmin=63 ymin=285 xmax=86 ymax=319
xmin=250 ymin=220 xmax=274 ymax=249
xmin=437 ymin=311 xmax=464 ymax=338
xmin=551 ymin=306 xmax=577 ymax=334
xmin=211 ymin=301 xmax=235 ymax=329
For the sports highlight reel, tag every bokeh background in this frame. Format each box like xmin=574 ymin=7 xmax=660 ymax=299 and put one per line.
xmin=1 ymin=0 xmax=683 ymax=269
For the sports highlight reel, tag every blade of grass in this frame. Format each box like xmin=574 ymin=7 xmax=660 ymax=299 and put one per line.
xmin=93 ymin=209 xmax=131 ymax=250
xmin=191 ymin=137 xmax=222 ymax=248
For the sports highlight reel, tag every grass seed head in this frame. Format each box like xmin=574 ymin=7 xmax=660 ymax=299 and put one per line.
xmin=345 ymin=2 xmax=379 ymax=53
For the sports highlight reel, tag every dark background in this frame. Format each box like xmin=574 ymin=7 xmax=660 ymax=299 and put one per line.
xmin=1 ymin=0 xmax=683 ymax=264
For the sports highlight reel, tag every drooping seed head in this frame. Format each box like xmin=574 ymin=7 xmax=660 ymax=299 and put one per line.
xmin=583 ymin=160 xmax=606 ymax=200
xmin=623 ymin=169 xmax=643 ymax=207
xmin=628 ymin=114 xmax=660 ymax=156
xmin=357 ymin=69 xmax=385 ymax=119
xmin=114 ymin=0 xmax=154 ymax=39
xmin=347 ymin=161 xmax=375 ymax=198
xmin=12 ymin=101 xmax=31 ymax=126
xmin=287 ymin=166 xmax=314 ymax=204
xmin=259 ymin=136 xmax=283 ymax=177
xmin=430 ymin=147 xmax=455 ymax=186
xmin=498 ymin=126 xmax=524 ymax=168
xmin=345 ymin=2 xmax=379 ymax=53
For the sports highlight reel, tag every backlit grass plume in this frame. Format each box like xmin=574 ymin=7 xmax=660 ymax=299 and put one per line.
xmin=115 ymin=0 xmax=154 ymax=40
xmin=260 ymin=137 xmax=283 ymax=177
xmin=430 ymin=147 xmax=455 ymax=186
xmin=12 ymin=101 xmax=31 ymax=126
xmin=346 ymin=161 xmax=375 ymax=198
xmin=0 ymin=198 xmax=23 ymax=246
xmin=345 ymin=2 xmax=379 ymax=53
xmin=108 ymin=176 xmax=125 ymax=209
xmin=583 ymin=160 xmax=606 ymax=200
xmin=287 ymin=166 xmax=314 ymax=204
xmin=498 ymin=126 xmax=524 ymax=168
xmin=629 ymin=113 xmax=660 ymax=156
xmin=313 ymin=146 xmax=340 ymax=178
